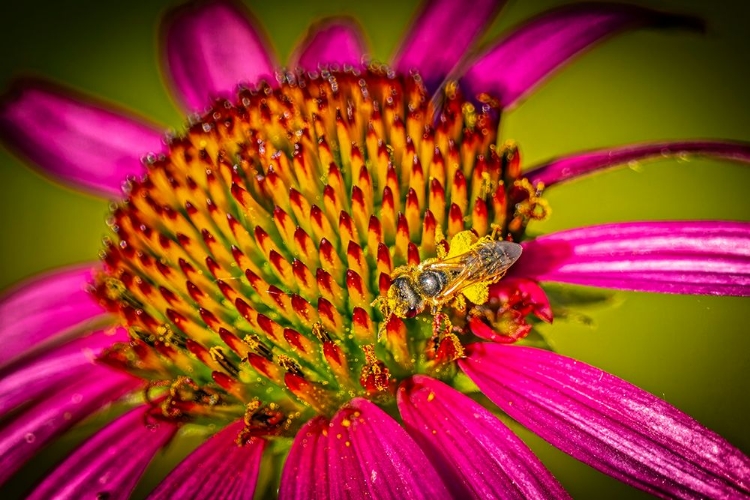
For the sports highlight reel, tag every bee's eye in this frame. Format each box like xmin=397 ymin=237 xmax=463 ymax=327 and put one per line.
xmin=405 ymin=307 xmax=418 ymax=318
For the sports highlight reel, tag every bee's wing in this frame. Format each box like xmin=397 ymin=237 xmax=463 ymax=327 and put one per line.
xmin=421 ymin=241 xmax=522 ymax=302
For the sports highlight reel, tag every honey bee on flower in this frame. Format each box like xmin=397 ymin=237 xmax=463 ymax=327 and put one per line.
xmin=375 ymin=228 xmax=522 ymax=339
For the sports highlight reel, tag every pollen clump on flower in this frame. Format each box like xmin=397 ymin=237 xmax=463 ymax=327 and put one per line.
xmin=91 ymin=65 xmax=549 ymax=439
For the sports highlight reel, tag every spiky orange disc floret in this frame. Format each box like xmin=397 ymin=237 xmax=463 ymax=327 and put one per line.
xmin=91 ymin=66 xmax=549 ymax=438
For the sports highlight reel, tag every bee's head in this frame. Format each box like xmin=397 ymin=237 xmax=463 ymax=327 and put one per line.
xmin=387 ymin=276 xmax=424 ymax=318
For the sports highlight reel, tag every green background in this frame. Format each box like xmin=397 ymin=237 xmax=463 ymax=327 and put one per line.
xmin=1 ymin=0 xmax=748 ymax=498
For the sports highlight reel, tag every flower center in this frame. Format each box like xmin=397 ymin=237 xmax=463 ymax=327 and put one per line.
xmin=92 ymin=66 xmax=549 ymax=439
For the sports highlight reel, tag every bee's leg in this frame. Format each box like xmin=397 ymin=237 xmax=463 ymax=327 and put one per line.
xmin=490 ymin=223 xmax=503 ymax=240
xmin=429 ymin=311 xmax=465 ymax=364
xmin=430 ymin=308 xmax=452 ymax=340
xmin=430 ymin=305 xmax=446 ymax=336
xmin=376 ymin=314 xmax=391 ymax=341
xmin=451 ymin=295 xmax=466 ymax=312
xmin=431 ymin=311 xmax=444 ymax=354
xmin=371 ymin=296 xmax=387 ymax=316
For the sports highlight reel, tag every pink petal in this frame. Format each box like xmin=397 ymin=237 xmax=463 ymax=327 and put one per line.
xmin=0 ymin=328 xmax=126 ymax=415
xmin=327 ymin=409 xmax=367 ymax=500
xmin=526 ymin=140 xmax=750 ymax=187
xmin=0 ymin=264 xmax=108 ymax=368
xmin=291 ymin=19 xmax=367 ymax=71
xmin=327 ymin=398 xmax=449 ymax=499
xmin=149 ymin=420 xmax=265 ymax=499
xmin=460 ymin=3 xmax=702 ymax=108
xmin=279 ymin=417 xmax=330 ymax=500
xmin=28 ymin=405 xmax=176 ymax=500
xmin=393 ymin=0 xmax=506 ymax=92
xmin=512 ymin=221 xmax=750 ymax=296
xmin=0 ymin=368 xmax=138 ymax=486
xmin=460 ymin=343 xmax=750 ymax=498
xmin=0 ymin=80 xmax=164 ymax=197
xmin=398 ymin=375 xmax=570 ymax=499
xmin=163 ymin=0 xmax=276 ymax=112
xmin=469 ymin=315 xmax=529 ymax=343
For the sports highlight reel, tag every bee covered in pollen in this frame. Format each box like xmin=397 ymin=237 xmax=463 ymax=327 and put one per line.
xmin=375 ymin=229 xmax=523 ymax=337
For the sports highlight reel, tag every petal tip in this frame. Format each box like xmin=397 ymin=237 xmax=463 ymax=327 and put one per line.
xmin=161 ymin=0 xmax=277 ymax=112
xmin=291 ymin=17 xmax=369 ymax=71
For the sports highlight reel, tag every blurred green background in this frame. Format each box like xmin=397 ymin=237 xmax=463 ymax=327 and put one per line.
xmin=0 ymin=0 xmax=748 ymax=498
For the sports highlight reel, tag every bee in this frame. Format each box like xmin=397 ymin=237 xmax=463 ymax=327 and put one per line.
xmin=376 ymin=230 xmax=523 ymax=323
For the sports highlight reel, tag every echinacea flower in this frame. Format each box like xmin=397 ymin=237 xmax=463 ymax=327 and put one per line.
xmin=1 ymin=0 xmax=749 ymax=498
